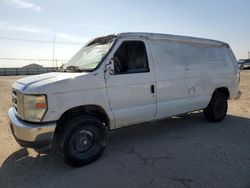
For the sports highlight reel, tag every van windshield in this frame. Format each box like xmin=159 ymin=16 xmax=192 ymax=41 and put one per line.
xmin=63 ymin=35 xmax=116 ymax=72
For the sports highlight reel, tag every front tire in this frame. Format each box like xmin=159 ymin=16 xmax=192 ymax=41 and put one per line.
xmin=203 ymin=92 xmax=228 ymax=122
xmin=59 ymin=116 xmax=107 ymax=167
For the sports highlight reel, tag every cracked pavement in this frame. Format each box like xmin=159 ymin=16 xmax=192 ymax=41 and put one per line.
xmin=1 ymin=73 xmax=250 ymax=188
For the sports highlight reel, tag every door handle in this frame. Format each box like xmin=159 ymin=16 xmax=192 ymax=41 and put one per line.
xmin=150 ymin=84 xmax=155 ymax=94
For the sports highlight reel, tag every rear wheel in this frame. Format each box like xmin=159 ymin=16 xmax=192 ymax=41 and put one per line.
xmin=59 ymin=115 xmax=107 ymax=167
xmin=203 ymin=92 xmax=228 ymax=122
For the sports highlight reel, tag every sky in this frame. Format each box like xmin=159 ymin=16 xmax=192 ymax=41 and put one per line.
xmin=0 ymin=0 xmax=249 ymax=67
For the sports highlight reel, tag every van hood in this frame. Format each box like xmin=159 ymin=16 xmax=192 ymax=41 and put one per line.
xmin=14 ymin=72 xmax=90 ymax=94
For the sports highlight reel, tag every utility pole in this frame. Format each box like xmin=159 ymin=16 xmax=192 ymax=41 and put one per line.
xmin=248 ymin=51 xmax=250 ymax=59
xmin=52 ymin=34 xmax=55 ymax=67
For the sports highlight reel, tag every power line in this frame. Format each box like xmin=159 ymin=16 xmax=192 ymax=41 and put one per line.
xmin=0 ymin=36 xmax=83 ymax=45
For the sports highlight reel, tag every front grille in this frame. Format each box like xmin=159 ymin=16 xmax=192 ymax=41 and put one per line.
xmin=12 ymin=89 xmax=24 ymax=119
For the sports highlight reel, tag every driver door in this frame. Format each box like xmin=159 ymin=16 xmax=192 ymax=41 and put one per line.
xmin=105 ymin=38 xmax=157 ymax=128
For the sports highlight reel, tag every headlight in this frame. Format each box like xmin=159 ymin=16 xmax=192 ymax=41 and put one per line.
xmin=23 ymin=95 xmax=47 ymax=122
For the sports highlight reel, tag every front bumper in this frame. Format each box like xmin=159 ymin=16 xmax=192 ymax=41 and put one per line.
xmin=8 ymin=107 xmax=56 ymax=149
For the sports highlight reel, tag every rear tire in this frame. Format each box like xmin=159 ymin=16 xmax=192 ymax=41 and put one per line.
xmin=59 ymin=115 xmax=107 ymax=167
xmin=203 ymin=92 xmax=228 ymax=122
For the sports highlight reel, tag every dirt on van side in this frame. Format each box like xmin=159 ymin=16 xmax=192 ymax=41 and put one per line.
xmin=0 ymin=72 xmax=250 ymax=188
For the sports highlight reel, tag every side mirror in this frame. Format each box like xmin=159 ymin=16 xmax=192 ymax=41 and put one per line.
xmin=105 ymin=58 xmax=115 ymax=75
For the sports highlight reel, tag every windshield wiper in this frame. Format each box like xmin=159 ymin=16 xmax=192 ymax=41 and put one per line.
xmin=66 ymin=65 xmax=83 ymax=72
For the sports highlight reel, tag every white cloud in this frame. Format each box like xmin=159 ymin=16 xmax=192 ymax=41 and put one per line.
xmin=0 ymin=21 xmax=87 ymax=42
xmin=0 ymin=21 xmax=49 ymax=33
xmin=4 ymin=0 xmax=42 ymax=12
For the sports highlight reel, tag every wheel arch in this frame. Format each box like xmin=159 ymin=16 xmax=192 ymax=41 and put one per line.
xmin=213 ymin=87 xmax=230 ymax=99
xmin=55 ymin=105 xmax=110 ymax=138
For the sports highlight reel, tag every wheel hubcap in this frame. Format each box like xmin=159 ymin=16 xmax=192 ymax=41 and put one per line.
xmin=73 ymin=130 xmax=94 ymax=153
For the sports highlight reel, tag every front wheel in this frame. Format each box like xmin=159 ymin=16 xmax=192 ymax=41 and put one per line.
xmin=59 ymin=116 xmax=107 ymax=167
xmin=203 ymin=92 xmax=228 ymax=122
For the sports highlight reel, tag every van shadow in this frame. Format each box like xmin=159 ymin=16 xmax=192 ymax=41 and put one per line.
xmin=0 ymin=149 xmax=71 ymax=186
xmin=1 ymin=112 xmax=250 ymax=187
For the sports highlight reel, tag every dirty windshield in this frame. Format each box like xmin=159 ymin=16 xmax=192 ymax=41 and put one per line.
xmin=63 ymin=35 xmax=116 ymax=72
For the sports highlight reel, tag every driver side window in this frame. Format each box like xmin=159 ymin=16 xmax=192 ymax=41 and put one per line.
xmin=113 ymin=41 xmax=149 ymax=74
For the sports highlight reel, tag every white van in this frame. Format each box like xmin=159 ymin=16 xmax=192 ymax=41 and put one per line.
xmin=8 ymin=33 xmax=240 ymax=167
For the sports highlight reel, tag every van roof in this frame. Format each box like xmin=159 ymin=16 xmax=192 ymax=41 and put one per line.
xmin=116 ymin=32 xmax=228 ymax=47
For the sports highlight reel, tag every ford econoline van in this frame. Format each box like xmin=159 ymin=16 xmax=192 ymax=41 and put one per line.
xmin=8 ymin=33 xmax=240 ymax=167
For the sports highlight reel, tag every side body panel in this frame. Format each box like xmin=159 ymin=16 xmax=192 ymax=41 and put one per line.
xmin=149 ymin=39 xmax=238 ymax=119
xmin=149 ymin=39 xmax=191 ymax=119
xmin=185 ymin=44 xmax=238 ymax=107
